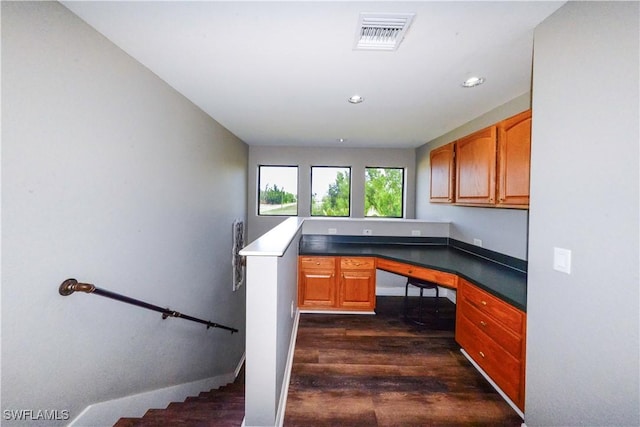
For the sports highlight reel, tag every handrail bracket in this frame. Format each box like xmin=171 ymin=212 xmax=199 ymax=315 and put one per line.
xmin=59 ymin=278 xmax=96 ymax=296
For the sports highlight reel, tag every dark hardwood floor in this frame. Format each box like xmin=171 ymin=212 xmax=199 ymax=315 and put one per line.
xmin=284 ymin=296 xmax=523 ymax=427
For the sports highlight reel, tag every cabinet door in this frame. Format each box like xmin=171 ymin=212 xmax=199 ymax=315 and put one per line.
xmin=430 ymin=142 xmax=455 ymax=203
xmin=455 ymin=126 xmax=497 ymax=205
xmin=299 ymin=269 xmax=336 ymax=308
xmin=339 ymin=270 xmax=375 ymax=310
xmin=497 ymin=110 xmax=531 ymax=208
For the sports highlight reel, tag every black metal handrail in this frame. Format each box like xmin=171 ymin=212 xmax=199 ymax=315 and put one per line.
xmin=59 ymin=278 xmax=238 ymax=334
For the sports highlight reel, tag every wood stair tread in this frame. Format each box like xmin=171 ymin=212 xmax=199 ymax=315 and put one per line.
xmin=113 ymin=369 xmax=245 ymax=427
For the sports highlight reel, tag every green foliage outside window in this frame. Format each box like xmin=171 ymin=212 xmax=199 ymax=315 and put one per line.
xmin=311 ymin=167 xmax=350 ymax=217
xmin=365 ymin=167 xmax=404 ymax=217
xmin=260 ymin=184 xmax=296 ymax=205
xmin=258 ymin=166 xmax=298 ymax=216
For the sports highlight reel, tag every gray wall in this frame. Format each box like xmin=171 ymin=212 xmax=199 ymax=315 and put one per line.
xmin=415 ymin=93 xmax=531 ymax=259
xmin=526 ymin=2 xmax=639 ymax=425
xmin=248 ymin=145 xmax=416 ymax=241
xmin=2 ymin=2 xmax=248 ymax=425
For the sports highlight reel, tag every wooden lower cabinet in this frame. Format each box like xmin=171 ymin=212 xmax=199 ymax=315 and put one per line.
xmin=298 ymin=256 xmax=375 ymax=311
xmin=339 ymin=257 xmax=376 ymax=310
xmin=298 ymin=256 xmax=336 ymax=308
xmin=455 ymin=278 xmax=527 ymax=411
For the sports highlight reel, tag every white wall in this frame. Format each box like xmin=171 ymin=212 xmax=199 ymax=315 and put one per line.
xmin=301 ymin=217 xmax=450 ymax=238
xmin=247 ymin=145 xmax=416 ymax=241
xmin=2 ymin=2 xmax=248 ymax=425
xmin=241 ymin=218 xmax=302 ymax=426
xmin=415 ymin=93 xmax=531 ymax=259
xmin=526 ymin=2 xmax=639 ymax=425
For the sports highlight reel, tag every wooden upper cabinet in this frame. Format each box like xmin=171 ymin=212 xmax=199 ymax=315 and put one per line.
xmin=455 ymin=126 xmax=497 ymax=205
xmin=429 ymin=142 xmax=455 ymax=203
xmin=497 ymin=110 xmax=532 ymax=208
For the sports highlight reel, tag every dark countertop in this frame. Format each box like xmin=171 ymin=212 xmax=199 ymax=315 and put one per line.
xmin=299 ymin=235 xmax=527 ymax=312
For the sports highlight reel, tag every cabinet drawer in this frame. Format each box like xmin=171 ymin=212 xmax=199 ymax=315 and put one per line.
xmin=459 ymin=280 xmax=524 ymax=334
xmin=456 ymin=314 xmax=522 ymax=406
xmin=459 ymin=298 xmax=523 ymax=359
xmin=299 ymin=256 xmax=335 ymax=270
xmin=377 ymin=258 xmax=457 ymax=289
xmin=340 ymin=257 xmax=375 ymax=270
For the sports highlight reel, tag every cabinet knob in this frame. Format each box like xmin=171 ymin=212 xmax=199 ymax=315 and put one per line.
xmin=316 ymin=262 xmax=320 ymax=265
xmin=481 ymin=300 xmax=487 ymax=306
xmin=480 ymin=320 xmax=487 ymax=327
xmin=479 ymin=351 xmax=486 ymax=358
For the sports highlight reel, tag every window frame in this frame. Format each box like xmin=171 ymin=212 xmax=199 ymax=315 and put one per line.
xmin=364 ymin=166 xmax=405 ymax=219
xmin=310 ymin=165 xmax=352 ymax=217
xmin=257 ymin=165 xmax=299 ymax=217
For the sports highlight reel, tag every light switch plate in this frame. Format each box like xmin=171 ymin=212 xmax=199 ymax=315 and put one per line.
xmin=411 ymin=230 xmax=421 ymax=236
xmin=553 ymin=247 xmax=572 ymax=274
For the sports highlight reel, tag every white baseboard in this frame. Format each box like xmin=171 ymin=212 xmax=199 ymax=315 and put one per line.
xmin=299 ymin=309 xmax=375 ymax=315
xmin=460 ymin=348 xmax=524 ymax=419
xmin=275 ymin=308 xmax=301 ymax=427
xmin=235 ymin=351 xmax=246 ymax=378
xmin=69 ymin=355 xmax=244 ymax=427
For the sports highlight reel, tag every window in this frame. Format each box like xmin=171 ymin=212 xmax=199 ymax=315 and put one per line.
xmin=258 ymin=165 xmax=298 ymax=216
xmin=311 ymin=166 xmax=351 ymax=217
xmin=364 ymin=167 xmax=404 ymax=218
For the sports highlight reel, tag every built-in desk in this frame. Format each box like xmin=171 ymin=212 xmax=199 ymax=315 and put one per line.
xmin=298 ymin=234 xmax=528 ymax=414
xmin=299 ymin=235 xmax=527 ymax=311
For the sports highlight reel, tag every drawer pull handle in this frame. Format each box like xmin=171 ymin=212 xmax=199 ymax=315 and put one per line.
xmin=479 ymin=351 xmax=485 ymax=358
xmin=480 ymin=321 xmax=487 ymax=327
xmin=316 ymin=262 xmax=320 ymax=265
xmin=481 ymin=300 xmax=487 ymax=306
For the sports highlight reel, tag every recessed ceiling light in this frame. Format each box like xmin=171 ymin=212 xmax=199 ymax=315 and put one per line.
xmin=462 ymin=76 xmax=485 ymax=88
xmin=348 ymin=95 xmax=365 ymax=104
xmin=338 ymin=138 xmax=347 ymax=143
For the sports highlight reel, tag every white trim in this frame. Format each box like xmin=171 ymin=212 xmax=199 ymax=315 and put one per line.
xmin=275 ymin=308 xmax=301 ymax=427
xmin=235 ymin=351 xmax=246 ymax=378
xmin=460 ymin=348 xmax=524 ymax=419
xmin=239 ymin=217 xmax=304 ymax=256
xmin=68 ymin=356 xmax=244 ymax=427
xmin=299 ymin=309 xmax=375 ymax=315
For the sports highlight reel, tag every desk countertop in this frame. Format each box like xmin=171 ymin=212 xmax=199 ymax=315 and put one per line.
xmin=299 ymin=235 xmax=527 ymax=312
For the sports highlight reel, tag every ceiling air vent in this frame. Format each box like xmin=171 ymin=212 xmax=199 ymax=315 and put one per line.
xmin=354 ymin=12 xmax=415 ymax=51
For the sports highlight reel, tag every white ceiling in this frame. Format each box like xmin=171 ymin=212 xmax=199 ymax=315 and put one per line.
xmin=62 ymin=1 xmax=565 ymax=149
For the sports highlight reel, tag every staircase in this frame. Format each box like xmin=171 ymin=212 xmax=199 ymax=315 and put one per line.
xmin=114 ymin=368 xmax=245 ymax=427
